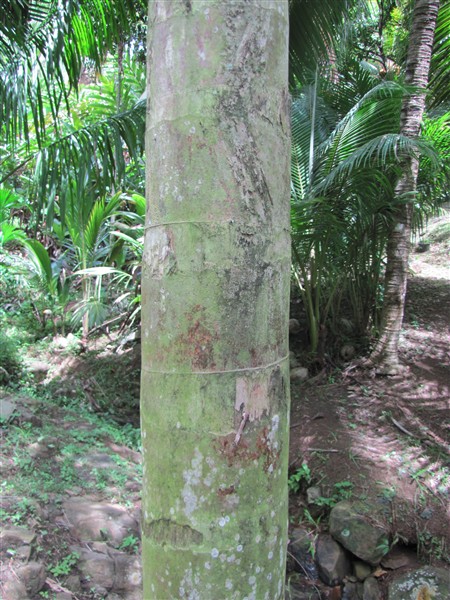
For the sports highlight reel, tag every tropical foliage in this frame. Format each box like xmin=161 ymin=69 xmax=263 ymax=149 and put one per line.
xmin=1 ymin=0 xmax=449 ymax=357
xmin=290 ymin=0 xmax=450 ymax=357
xmin=0 ymin=0 xmax=146 ymax=343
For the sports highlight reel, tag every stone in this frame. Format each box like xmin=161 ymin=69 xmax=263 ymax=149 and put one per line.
xmin=381 ymin=547 xmax=418 ymax=570
xmin=113 ymin=554 xmax=142 ymax=591
xmin=26 ymin=360 xmax=50 ymax=380
xmin=288 ymin=527 xmax=318 ymax=579
xmin=90 ymin=585 xmax=109 ymax=597
xmin=419 ymin=507 xmax=433 ymax=520
xmin=63 ymin=498 xmax=139 ymax=545
xmin=306 ymin=486 xmax=322 ymax=505
xmin=329 ymin=501 xmax=389 ymax=565
xmin=111 ymin=591 xmax=142 ymax=600
xmin=106 ymin=442 xmax=141 ymax=464
xmin=353 ymin=560 xmax=372 ymax=581
xmin=22 ymin=411 xmax=43 ymax=427
xmin=0 ymin=525 xmax=36 ymax=549
xmin=285 ymin=587 xmax=321 ymax=600
xmin=363 ymin=577 xmax=380 ymax=600
xmin=27 ymin=360 xmax=50 ymax=373
xmin=125 ymin=480 xmax=141 ymax=492
xmin=342 ymin=580 xmax=363 ymax=599
xmin=28 ymin=437 xmax=59 ymax=458
xmin=316 ymin=534 xmax=351 ymax=586
xmin=289 ymin=319 xmax=301 ymax=334
xmin=52 ymin=335 xmax=70 ymax=349
xmin=388 ymin=566 xmax=450 ymax=599
xmin=76 ymin=451 xmax=118 ymax=469
xmin=340 ymin=345 xmax=355 ymax=361
xmin=16 ymin=544 xmax=32 ymax=561
xmin=75 ymin=547 xmax=115 ymax=590
xmin=1 ymin=577 xmax=30 ymax=599
xmin=3 ymin=396 xmax=43 ymax=427
xmin=0 ymin=397 xmax=16 ymax=422
xmin=285 ymin=574 xmax=321 ymax=600
xmin=64 ymin=574 xmax=83 ymax=594
xmin=52 ymin=333 xmax=82 ymax=350
xmin=16 ymin=561 xmax=46 ymax=596
xmin=91 ymin=541 xmax=110 ymax=554
xmin=290 ymin=367 xmax=309 ymax=381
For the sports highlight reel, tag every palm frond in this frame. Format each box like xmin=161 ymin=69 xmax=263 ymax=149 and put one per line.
xmin=24 ymin=237 xmax=53 ymax=287
xmin=322 ymin=60 xmax=383 ymax=116
xmin=289 ymin=0 xmax=356 ymax=84
xmin=291 ymin=79 xmax=408 ymax=201
xmin=0 ymin=0 xmax=147 ymax=145
xmin=418 ymin=111 xmax=450 ymax=205
xmin=0 ymin=222 xmax=27 ymax=247
xmin=21 ymin=100 xmax=146 ymax=222
xmin=314 ymin=134 xmax=435 ymax=197
xmin=429 ymin=0 xmax=450 ymax=107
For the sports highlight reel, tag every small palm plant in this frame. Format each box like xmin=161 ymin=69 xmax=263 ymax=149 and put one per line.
xmin=51 ymin=188 xmax=124 ymax=343
xmin=290 ymin=63 xmax=433 ymax=354
xmin=74 ymin=192 xmax=145 ymax=337
xmin=0 ymin=187 xmax=27 ymax=248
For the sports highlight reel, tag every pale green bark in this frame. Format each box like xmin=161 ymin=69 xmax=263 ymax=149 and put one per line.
xmin=141 ymin=1 xmax=291 ymax=598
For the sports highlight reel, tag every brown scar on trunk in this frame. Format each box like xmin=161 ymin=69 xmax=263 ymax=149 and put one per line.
xmin=143 ymin=519 xmax=203 ymax=547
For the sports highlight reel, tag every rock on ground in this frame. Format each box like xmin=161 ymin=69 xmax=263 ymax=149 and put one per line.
xmin=388 ymin=566 xmax=450 ymax=599
xmin=72 ymin=544 xmax=142 ymax=597
xmin=63 ymin=497 xmax=140 ymax=545
xmin=16 ymin=561 xmax=46 ymax=596
xmin=288 ymin=527 xmax=318 ymax=579
xmin=316 ymin=533 xmax=351 ymax=586
xmin=329 ymin=501 xmax=389 ymax=565
xmin=363 ymin=576 xmax=381 ymax=600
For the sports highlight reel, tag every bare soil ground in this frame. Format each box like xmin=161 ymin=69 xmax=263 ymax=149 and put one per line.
xmin=288 ymin=215 xmax=450 ymax=595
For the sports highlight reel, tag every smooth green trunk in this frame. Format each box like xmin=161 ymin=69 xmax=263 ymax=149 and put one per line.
xmin=141 ymin=1 xmax=290 ymax=598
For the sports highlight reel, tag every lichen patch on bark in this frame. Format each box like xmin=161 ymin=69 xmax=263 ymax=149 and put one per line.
xmin=143 ymin=226 xmax=177 ymax=279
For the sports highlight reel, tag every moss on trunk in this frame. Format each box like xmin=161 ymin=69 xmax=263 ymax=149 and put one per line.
xmin=141 ymin=1 xmax=291 ymax=598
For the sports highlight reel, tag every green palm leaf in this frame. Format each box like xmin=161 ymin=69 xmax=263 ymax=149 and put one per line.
xmin=0 ymin=0 xmax=146 ymax=145
xmin=289 ymin=0 xmax=357 ymax=84
xmin=429 ymin=0 xmax=450 ymax=106
xmin=5 ymin=100 xmax=146 ymax=222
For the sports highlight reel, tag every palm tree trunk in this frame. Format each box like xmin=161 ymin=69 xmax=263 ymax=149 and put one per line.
xmin=368 ymin=0 xmax=440 ymax=374
xmin=141 ymin=1 xmax=291 ymax=597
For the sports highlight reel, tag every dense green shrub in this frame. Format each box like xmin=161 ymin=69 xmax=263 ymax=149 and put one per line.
xmin=0 ymin=329 xmax=22 ymax=384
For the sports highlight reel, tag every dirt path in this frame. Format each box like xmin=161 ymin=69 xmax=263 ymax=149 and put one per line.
xmin=288 ymin=215 xmax=450 ymax=596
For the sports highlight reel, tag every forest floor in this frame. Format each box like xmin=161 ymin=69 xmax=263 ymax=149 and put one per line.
xmin=287 ymin=214 xmax=450 ymax=597
xmin=0 ymin=215 xmax=449 ymax=600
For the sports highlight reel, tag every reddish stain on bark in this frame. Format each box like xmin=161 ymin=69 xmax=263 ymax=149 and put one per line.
xmin=215 ymin=426 xmax=280 ymax=472
xmin=177 ymin=305 xmax=218 ymax=370
xmin=256 ymin=426 xmax=281 ymax=472
xmin=215 ymin=433 xmax=254 ymax=467
xmin=217 ymin=485 xmax=235 ymax=497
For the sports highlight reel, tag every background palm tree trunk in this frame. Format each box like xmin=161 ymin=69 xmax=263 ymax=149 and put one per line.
xmin=140 ymin=1 xmax=291 ymax=597
xmin=368 ymin=0 xmax=440 ymax=374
